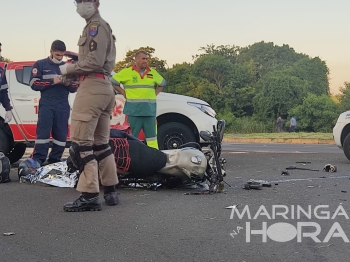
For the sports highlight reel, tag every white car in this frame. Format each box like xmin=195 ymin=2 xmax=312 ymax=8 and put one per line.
xmin=0 ymin=56 xmax=218 ymax=163
xmin=333 ymin=111 xmax=350 ymax=160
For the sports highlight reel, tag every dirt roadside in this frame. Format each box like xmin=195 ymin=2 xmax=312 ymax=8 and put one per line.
xmin=223 ymin=137 xmax=335 ymax=144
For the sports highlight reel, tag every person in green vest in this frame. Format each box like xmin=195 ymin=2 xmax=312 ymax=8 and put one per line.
xmin=111 ymin=50 xmax=166 ymax=149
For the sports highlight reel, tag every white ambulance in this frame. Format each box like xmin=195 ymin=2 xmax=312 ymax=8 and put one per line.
xmin=0 ymin=54 xmax=218 ymax=163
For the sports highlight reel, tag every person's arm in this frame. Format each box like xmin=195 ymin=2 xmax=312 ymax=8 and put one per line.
xmin=29 ymin=62 xmax=56 ymax=91
xmin=0 ymin=69 xmax=13 ymax=111
xmin=153 ymin=70 xmax=166 ymax=96
xmin=59 ymin=23 xmax=109 ymax=75
xmin=111 ymin=71 xmax=126 ymax=98
xmin=65 ymin=80 xmax=79 ymax=93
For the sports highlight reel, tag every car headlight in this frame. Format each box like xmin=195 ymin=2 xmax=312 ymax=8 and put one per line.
xmin=187 ymin=102 xmax=216 ymax=118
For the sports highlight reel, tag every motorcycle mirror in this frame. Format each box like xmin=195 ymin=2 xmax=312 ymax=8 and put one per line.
xmin=200 ymin=131 xmax=211 ymax=142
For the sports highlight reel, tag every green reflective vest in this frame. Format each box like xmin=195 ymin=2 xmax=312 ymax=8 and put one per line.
xmin=112 ymin=66 xmax=166 ymax=116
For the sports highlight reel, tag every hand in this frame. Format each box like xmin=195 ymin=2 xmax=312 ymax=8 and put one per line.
xmin=53 ymin=75 xmax=62 ymax=85
xmin=4 ymin=110 xmax=12 ymax=123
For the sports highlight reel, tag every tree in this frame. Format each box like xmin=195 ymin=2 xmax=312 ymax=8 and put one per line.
xmin=113 ymin=46 xmax=166 ymax=73
xmin=337 ymin=82 xmax=350 ymax=112
xmin=237 ymin=41 xmax=305 ymax=78
xmin=193 ymin=44 xmax=240 ymax=63
xmin=192 ymin=54 xmax=233 ymax=92
xmin=288 ymin=57 xmax=330 ymax=95
xmin=0 ymin=56 xmax=11 ymax=62
xmin=289 ymin=93 xmax=339 ymax=132
xmin=253 ymin=71 xmax=309 ymax=120
xmin=164 ymin=62 xmax=192 ymax=94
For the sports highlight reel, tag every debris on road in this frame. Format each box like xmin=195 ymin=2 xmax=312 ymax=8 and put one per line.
xmin=286 ymin=165 xmax=319 ymax=171
xmin=3 ymin=232 xmax=15 ymax=236
xmin=225 ymin=205 xmax=238 ymax=209
xmin=281 ymin=170 xmax=290 ymax=176
xmin=323 ymin=164 xmax=337 ymax=173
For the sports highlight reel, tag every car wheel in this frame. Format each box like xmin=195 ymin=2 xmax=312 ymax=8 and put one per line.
xmin=157 ymin=122 xmax=196 ymax=150
xmin=343 ymin=133 xmax=350 ymax=161
xmin=0 ymin=128 xmax=12 ymax=155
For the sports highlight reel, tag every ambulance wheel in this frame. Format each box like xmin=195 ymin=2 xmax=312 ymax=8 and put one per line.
xmin=0 ymin=128 xmax=11 ymax=155
xmin=158 ymin=122 xmax=195 ymax=150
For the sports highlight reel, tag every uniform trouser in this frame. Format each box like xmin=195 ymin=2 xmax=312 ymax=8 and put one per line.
xmin=31 ymin=102 xmax=69 ymax=164
xmin=70 ymin=77 xmax=118 ymax=193
xmin=128 ymin=115 xmax=158 ymax=149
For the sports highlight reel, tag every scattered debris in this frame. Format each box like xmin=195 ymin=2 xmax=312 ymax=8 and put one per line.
xmin=202 ymin=217 xmax=217 ymax=221
xmin=3 ymin=232 xmax=15 ymax=236
xmin=317 ymin=243 xmax=333 ymax=249
xmin=225 ymin=205 xmax=238 ymax=209
xmin=296 ymin=161 xmax=311 ymax=164
xmin=243 ymin=181 xmax=263 ymax=190
xmin=323 ymin=164 xmax=337 ymax=173
xmin=248 ymin=180 xmax=272 ymax=187
xmin=286 ymin=165 xmax=319 ymax=171
xmin=307 ymin=185 xmax=315 ymax=188
xmin=281 ymin=170 xmax=290 ymax=176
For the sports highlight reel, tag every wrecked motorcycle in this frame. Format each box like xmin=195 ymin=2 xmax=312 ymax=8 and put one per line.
xmin=19 ymin=120 xmax=227 ymax=193
xmin=113 ymin=119 xmax=227 ymax=192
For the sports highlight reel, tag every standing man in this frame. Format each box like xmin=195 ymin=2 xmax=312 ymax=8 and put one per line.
xmin=289 ymin=116 xmax=297 ymax=132
xmin=111 ymin=50 xmax=166 ymax=149
xmin=59 ymin=0 xmax=119 ymax=212
xmin=276 ymin=116 xmax=283 ymax=132
xmin=29 ymin=40 xmax=78 ymax=166
xmin=0 ymin=43 xmax=13 ymax=124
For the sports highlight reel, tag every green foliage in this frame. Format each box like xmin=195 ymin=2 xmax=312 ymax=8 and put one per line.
xmin=287 ymin=57 xmax=330 ymax=95
xmin=338 ymin=82 xmax=350 ymax=112
xmin=237 ymin=41 xmax=305 ymax=78
xmin=289 ymin=93 xmax=340 ymax=132
xmin=217 ymin=111 xmax=270 ymax=133
xmin=192 ymin=54 xmax=233 ymax=91
xmin=193 ymin=44 xmax=239 ymax=63
xmin=0 ymin=56 xmax=11 ymax=62
xmin=253 ymin=71 xmax=309 ymax=120
xmin=113 ymin=42 xmax=336 ymax=133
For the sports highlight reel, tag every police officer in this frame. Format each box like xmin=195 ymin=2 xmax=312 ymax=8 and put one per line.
xmin=0 ymin=43 xmax=13 ymax=123
xmin=111 ymin=50 xmax=166 ymax=149
xmin=59 ymin=0 xmax=119 ymax=212
xmin=29 ymin=40 xmax=78 ymax=166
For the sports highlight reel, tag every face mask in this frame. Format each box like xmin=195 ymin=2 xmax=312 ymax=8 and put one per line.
xmin=76 ymin=2 xmax=95 ymax=19
xmin=51 ymin=56 xmax=62 ymax=64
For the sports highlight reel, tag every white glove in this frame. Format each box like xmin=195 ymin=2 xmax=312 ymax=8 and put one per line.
xmin=4 ymin=110 xmax=12 ymax=123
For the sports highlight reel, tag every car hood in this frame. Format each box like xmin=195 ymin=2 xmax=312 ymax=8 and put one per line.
xmin=337 ymin=111 xmax=350 ymax=122
xmin=158 ymin=92 xmax=210 ymax=106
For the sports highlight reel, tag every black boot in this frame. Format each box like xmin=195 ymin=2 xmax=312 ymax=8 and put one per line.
xmin=63 ymin=194 xmax=101 ymax=212
xmin=104 ymin=186 xmax=119 ymax=206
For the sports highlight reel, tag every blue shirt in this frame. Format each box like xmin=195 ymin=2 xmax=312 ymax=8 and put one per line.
xmin=291 ymin=117 xmax=296 ymax=126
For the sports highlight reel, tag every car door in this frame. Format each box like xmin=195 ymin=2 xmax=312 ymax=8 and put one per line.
xmin=7 ymin=62 xmax=38 ymax=140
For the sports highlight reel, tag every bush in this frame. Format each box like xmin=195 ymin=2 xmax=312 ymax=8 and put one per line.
xmin=217 ymin=112 xmax=271 ymax=133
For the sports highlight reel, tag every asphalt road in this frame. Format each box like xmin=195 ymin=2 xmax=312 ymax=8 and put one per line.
xmin=1 ymin=145 xmax=350 ymax=262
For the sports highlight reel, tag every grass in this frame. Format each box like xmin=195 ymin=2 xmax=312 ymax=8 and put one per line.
xmin=225 ymin=132 xmax=333 ymax=140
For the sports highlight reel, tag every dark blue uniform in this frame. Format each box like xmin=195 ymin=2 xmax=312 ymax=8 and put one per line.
xmin=0 ymin=66 xmax=13 ymax=111
xmin=29 ymin=57 xmax=78 ymax=165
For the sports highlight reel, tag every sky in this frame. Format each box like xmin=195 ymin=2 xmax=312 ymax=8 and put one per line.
xmin=1 ymin=0 xmax=349 ymax=94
